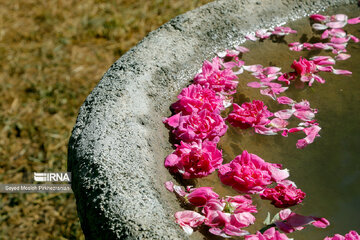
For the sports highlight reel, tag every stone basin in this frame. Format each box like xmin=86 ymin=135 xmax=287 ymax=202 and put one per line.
xmin=68 ymin=0 xmax=354 ymax=239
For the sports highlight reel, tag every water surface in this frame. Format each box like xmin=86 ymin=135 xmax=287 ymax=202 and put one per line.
xmin=195 ymin=4 xmax=360 ymax=239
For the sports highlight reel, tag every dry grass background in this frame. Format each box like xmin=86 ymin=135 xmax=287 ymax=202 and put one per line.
xmin=0 ymin=0 xmax=212 ymax=239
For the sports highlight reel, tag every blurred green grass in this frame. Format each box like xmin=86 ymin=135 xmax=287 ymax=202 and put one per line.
xmin=0 ymin=0 xmax=212 ymax=239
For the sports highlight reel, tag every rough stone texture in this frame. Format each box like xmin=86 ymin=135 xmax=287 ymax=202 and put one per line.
xmin=68 ymin=0 xmax=354 ymax=239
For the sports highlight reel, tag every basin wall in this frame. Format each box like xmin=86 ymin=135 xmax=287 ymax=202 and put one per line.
xmin=68 ymin=0 xmax=353 ymax=239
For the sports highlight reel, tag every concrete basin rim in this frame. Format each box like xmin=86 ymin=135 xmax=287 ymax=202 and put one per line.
xmin=68 ymin=0 xmax=354 ymax=239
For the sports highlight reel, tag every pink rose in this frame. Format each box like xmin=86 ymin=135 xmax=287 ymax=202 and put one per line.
xmin=171 ymin=84 xmax=224 ymax=115
xmin=194 ymin=57 xmax=238 ymax=94
xmin=218 ymin=150 xmax=288 ymax=193
xmin=175 ymin=210 xmax=205 ymax=235
xmin=225 ymin=195 xmax=257 ymax=214
xmin=163 ymin=110 xmax=227 ymax=142
xmin=202 ymin=196 xmax=257 ymax=238
xmin=186 ymin=187 xmax=219 ymax=207
xmin=226 ymin=100 xmax=273 ymax=129
xmin=291 ymin=57 xmax=317 ymax=76
xmin=260 ymin=183 xmax=306 ymax=208
xmin=205 ymin=211 xmax=254 ymax=237
xmin=164 ymin=140 xmax=223 ymax=179
xmin=245 ymin=227 xmax=290 ymax=240
xmin=286 ymin=56 xmax=335 ymax=86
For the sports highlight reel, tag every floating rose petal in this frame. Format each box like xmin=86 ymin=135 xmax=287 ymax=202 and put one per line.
xmin=175 ymin=211 xmax=205 ymax=235
xmin=312 ymin=23 xmax=328 ymax=30
xmin=327 ymin=20 xmax=347 ymax=29
xmin=260 ymin=87 xmax=288 ymax=100
xmin=350 ymin=35 xmax=360 ymax=43
xmin=296 ymin=125 xmax=321 ymax=149
xmin=311 ymin=56 xmax=335 ymax=65
xmin=272 ymin=26 xmax=297 ymax=36
xmin=277 ymin=96 xmax=295 ymax=105
xmin=234 ymin=45 xmax=250 ymax=53
xmin=246 ymin=34 xmax=258 ymax=41
xmin=275 ymin=209 xmax=330 ymax=233
xmin=165 ymin=181 xmax=174 ymax=192
xmin=310 ymin=14 xmax=329 ymax=22
xmin=288 ymin=42 xmax=304 ymax=51
xmin=275 ymin=109 xmax=295 ymax=120
xmin=322 ymin=28 xmax=346 ymax=39
xmin=243 ymin=64 xmax=263 ymax=73
xmin=333 ymin=69 xmax=352 ymax=75
xmin=254 ymin=125 xmax=277 ymax=135
xmin=247 ymin=82 xmax=263 ymax=88
xmin=335 ymin=53 xmax=351 ymax=61
xmin=348 ymin=17 xmax=360 ymax=24
xmin=317 ymin=66 xmax=333 ymax=72
xmin=256 ymin=29 xmax=272 ymax=39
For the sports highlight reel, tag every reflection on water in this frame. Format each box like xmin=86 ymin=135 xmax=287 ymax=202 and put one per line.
xmin=195 ymin=4 xmax=360 ymax=240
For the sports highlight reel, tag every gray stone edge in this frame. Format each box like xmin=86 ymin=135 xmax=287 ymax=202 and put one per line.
xmin=68 ymin=0 xmax=354 ymax=239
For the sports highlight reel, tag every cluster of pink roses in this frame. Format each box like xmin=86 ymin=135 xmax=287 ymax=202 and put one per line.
xmin=162 ymin=12 xmax=360 ymax=239
xmin=245 ymin=207 xmax=331 ymax=240
xmin=218 ymin=150 xmax=305 ymax=208
xmin=163 ymin=54 xmax=243 ymax=179
xmin=166 ymin=181 xmax=330 ymax=238
xmin=166 ymin=183 xmax=257 ymax=237
xmin=244 ymin=208 xmax=332 ymax=239
xmin=226 ymin=98 xmax=321 ymax=149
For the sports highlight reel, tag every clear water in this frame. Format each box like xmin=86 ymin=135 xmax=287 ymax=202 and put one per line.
xmin=193 ymin=4 xmax=360 ymax=240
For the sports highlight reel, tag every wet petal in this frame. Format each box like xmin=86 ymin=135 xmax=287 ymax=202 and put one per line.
xmin=333 ymin=69 xmax=352 ymax=75
xmin=335 ymin=53 xmax=351 ymax=61
xmin=348 ymin=16 xmax=360 ymax=24
xmin=246 ymin=34 xmax=257 ymax=41
xmin=312 ymin=23 xmax=328 ymax=30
